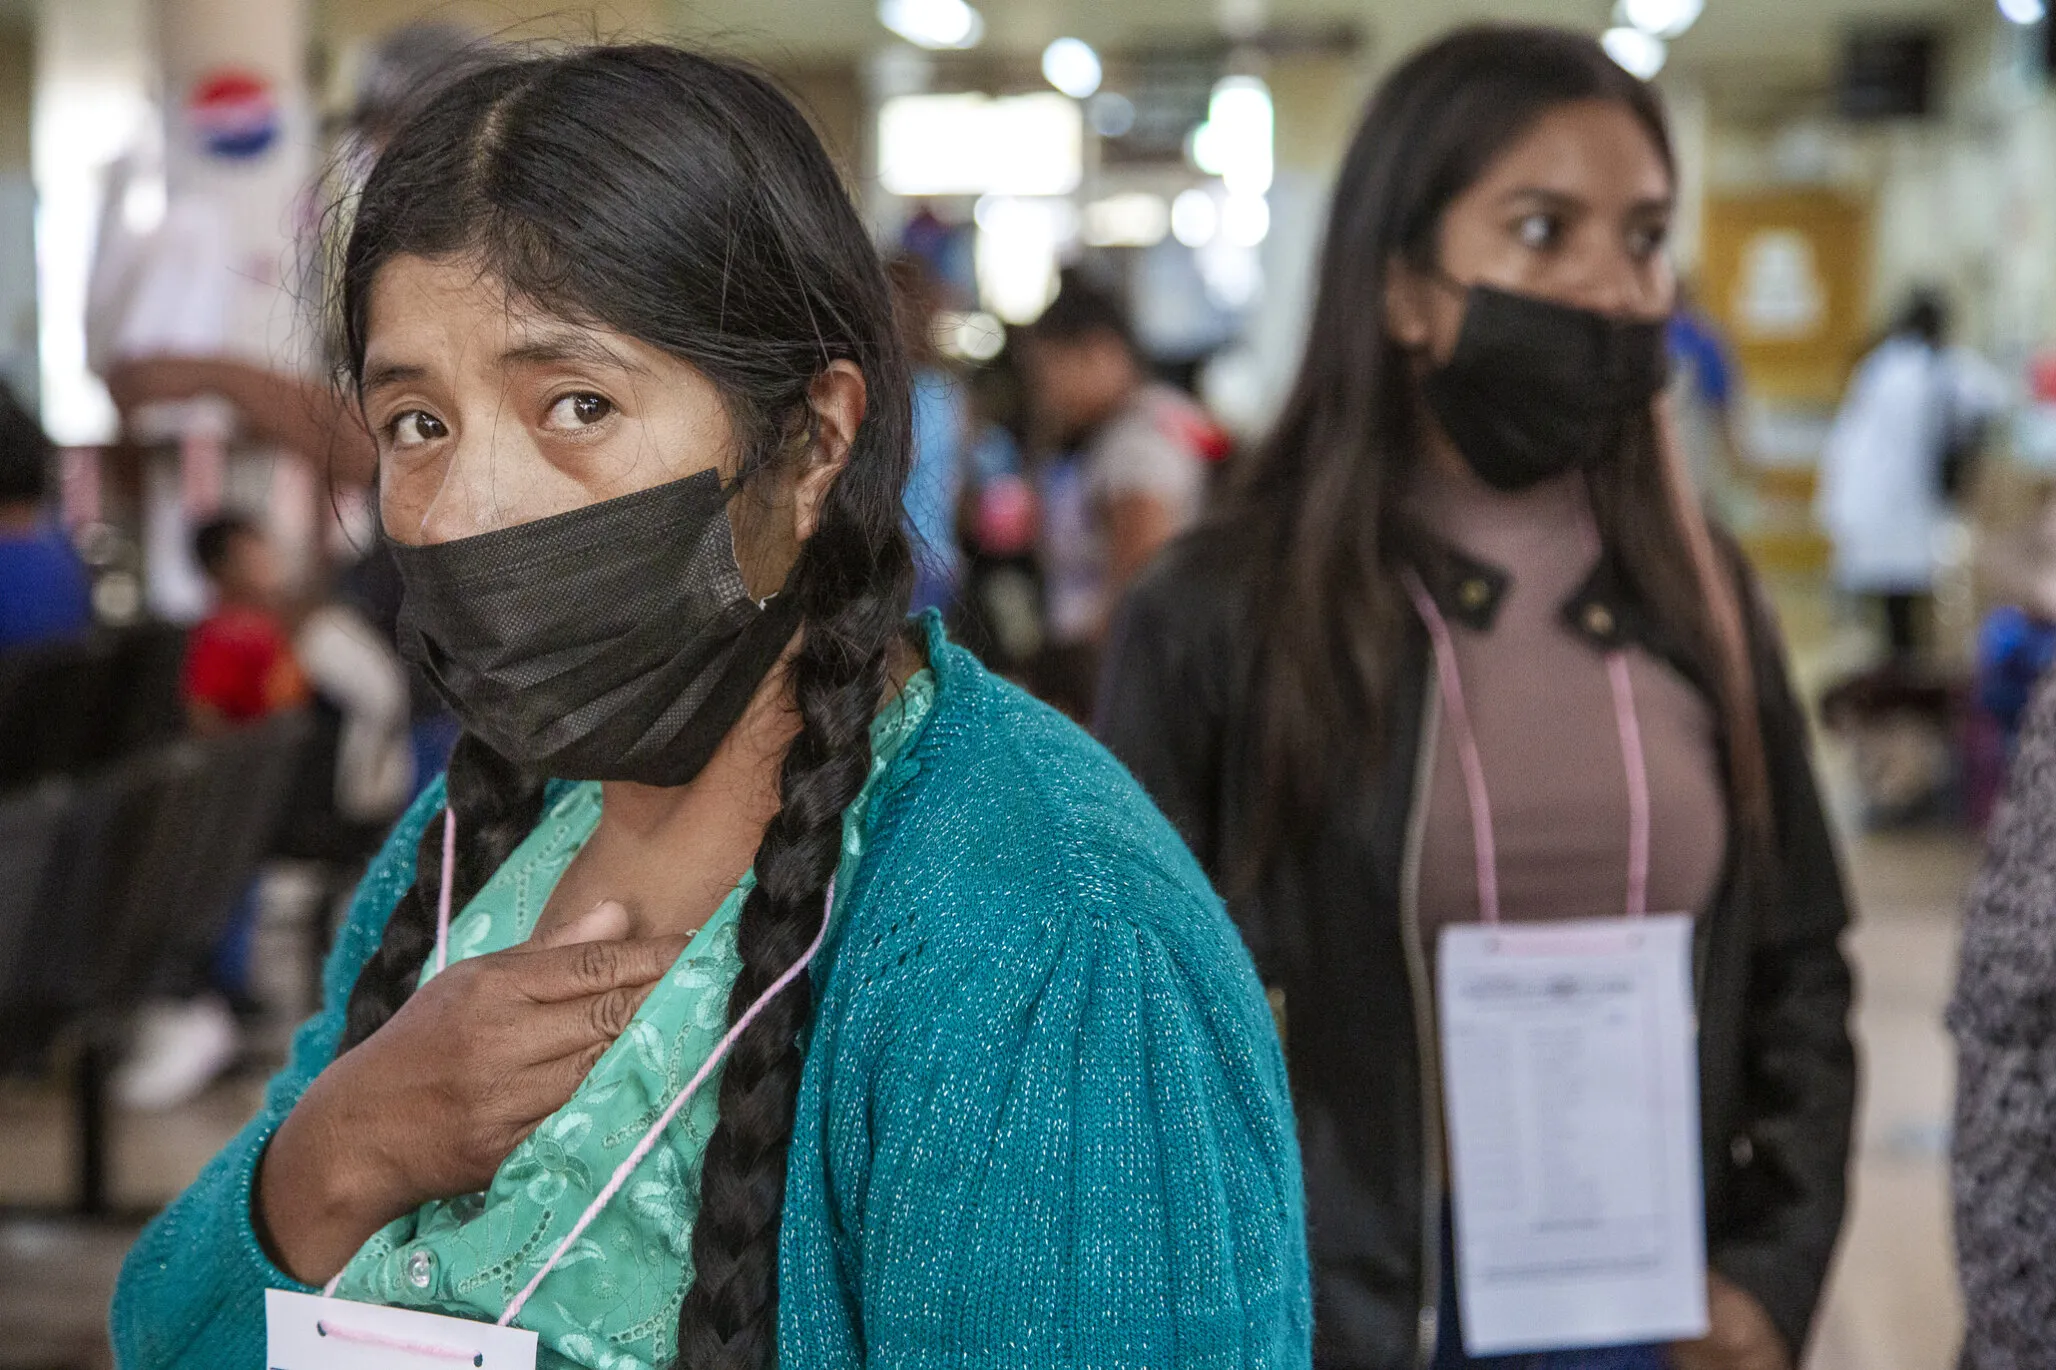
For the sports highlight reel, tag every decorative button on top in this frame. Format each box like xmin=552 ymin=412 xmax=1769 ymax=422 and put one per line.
xmin=1583 ymin=604 xmax=1615 ymax=637
xmin=406 ymin=1248 xmax=434 ymax=1290
xmin=1458 ymin=578 xmax=1492 ymax=611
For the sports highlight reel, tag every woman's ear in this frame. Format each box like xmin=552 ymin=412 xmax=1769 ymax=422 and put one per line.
xmin=1385 ymin=257 xmax=1434 ymax=350
xmin=794 ymin=360 xmax=867 ymax=542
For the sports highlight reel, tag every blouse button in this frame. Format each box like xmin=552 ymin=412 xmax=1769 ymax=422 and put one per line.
xmin=406 ymin=1248 xmax=435 ymax=1290
xmin=1583 ymin=604 xmax=1616 ymax=637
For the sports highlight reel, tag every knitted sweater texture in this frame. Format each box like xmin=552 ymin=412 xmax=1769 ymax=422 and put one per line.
xmin=109 ymin=623 xmax=1311 ymax=1368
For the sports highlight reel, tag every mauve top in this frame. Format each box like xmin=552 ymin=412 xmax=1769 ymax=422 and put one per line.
xmin=1409 ymin=462 xmax=1729 ymax=954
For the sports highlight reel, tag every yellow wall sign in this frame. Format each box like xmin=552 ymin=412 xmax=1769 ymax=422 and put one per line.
xmin=1701 ymin=190 xmax=1870 ymax=405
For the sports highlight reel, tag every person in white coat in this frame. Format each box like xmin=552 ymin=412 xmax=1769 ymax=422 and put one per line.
xmin=1818 ymin=291 xmax=2006 ymax=659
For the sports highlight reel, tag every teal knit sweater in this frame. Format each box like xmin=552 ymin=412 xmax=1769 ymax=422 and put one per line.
xmin=110 ymin=623 xmax=1311 ymax=1367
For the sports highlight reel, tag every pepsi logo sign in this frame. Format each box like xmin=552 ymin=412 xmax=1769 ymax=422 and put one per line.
xmin=187 ymin=70 xmax=279 ymax=161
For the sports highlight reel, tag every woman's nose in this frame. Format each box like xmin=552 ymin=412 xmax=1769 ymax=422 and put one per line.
xmin=1564 ymin=262 xmax=1645 ymax=317
xmin=411 ymin=428 xmax=515 ymax=545
xmin=1565 ymin=242 xmax=1668 ymax=319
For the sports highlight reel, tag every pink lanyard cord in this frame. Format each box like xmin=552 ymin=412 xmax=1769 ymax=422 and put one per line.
xmin=1402 ymin=568 xmax=1653 ymax=925
xmin=326 ymin=808 xmax=839 ymax=1331
xmin=314 ymin=1317 xmax=484 ymax=1364
xmin=1609 ymin=654 xmax=1651 ymax=922
xmin=434 ymin=804 xmax=457 ymax=976
xmin=1403 ymin=570 xmax=1502 ymax=925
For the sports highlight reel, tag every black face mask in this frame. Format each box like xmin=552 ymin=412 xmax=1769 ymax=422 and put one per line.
xmin=389 ymin=468 xmax=802 ymax=785
xmin=1419 ymin=283 xmax=1670 ymax=493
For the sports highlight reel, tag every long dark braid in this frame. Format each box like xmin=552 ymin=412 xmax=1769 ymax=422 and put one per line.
xmin=679 ymin=467 xmax=910 ymax=1365
xmin=328 ymin=43 xmax=916 ymax=1370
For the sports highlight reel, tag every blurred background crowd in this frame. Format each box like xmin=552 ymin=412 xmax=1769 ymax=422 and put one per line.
xmin=0 ymin=0 xmax=2051 ymax=1365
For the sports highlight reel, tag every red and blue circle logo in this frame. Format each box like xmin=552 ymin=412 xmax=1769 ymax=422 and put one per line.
xmin=187 ymin=70 xmax=279 ymax=160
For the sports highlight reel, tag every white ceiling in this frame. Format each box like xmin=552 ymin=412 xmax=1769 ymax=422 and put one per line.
xmin=668 ymin=0 xmax=1978 ymax=75
xmin=0 ymin=0 xmax=1991 ymax=105
xmin=0 ymin=0 xmax=1992 ymax=58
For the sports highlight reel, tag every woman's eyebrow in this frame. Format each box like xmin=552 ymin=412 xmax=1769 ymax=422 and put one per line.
xmin=1496 ymin=186 xmax=1585 ymax=211
xmin=499 ymin=329 xmax=650 ymax=374
xmin=1495 ymin=186 xmax=1673 ymax=216
xmin=361 ymin=360 xmax=429 ymax=393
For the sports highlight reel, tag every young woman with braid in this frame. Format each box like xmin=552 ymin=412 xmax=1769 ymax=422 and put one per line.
xmin=111 ymin=45 xmax=1307 ymax=1370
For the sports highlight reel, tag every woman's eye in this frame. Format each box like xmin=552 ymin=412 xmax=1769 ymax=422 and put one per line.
xmin=544 ymin=393 xmax=615 ymax=429
xmin=1629 ymin=221 xmax=1671 ymax=259
xmin=387 ymin=410 xmax=447 ymax=449
xmin=1515 ymin=213 xmax=1561 ymax=250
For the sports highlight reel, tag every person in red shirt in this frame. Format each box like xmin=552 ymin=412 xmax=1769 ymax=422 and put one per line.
xmin=183 ymin=514 xmax=309 ymax=731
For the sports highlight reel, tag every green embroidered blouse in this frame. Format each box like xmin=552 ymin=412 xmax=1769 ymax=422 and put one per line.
xmin=329 ymin=669 xmax=936 ymax=1370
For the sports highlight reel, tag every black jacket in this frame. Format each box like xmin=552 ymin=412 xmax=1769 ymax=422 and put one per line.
xmin=1097 ymin=520 xmax=1857 ymax=1370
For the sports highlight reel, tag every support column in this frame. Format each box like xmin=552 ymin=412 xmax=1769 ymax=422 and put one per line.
xmin=135 ymin=0 xmax=312 ymax=617
xmin=157 ymin=0 xmax=311 ymax=375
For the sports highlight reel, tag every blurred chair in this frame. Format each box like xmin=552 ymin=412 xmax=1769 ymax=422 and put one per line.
xmin=0 ymin=623 xmax=187 ymax=794
xmin=0 ymin=710 xmax=307 ymax=1214
xmin=95 ymin=712 xmax=310 ymax=1014
xmin=0 ymin=639 xmax=122 ymax=792
xmin=105 ymin=621 xmax=189 ymax=759
xmin=0 ymin=780 xmax=87 ymax=1071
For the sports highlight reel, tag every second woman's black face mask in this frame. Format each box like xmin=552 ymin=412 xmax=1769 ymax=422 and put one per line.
xmin=1419 ymin=283 xmax=1670 ymax=493
xmin=388 ymin=468 xmax=802 ymax=785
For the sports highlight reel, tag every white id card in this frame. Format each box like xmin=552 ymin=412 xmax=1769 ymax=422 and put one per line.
xmin=266 ymin=1289 xmax=538 ymax=1369
xmin=1437 ymin=914 xmax=1708 ymax=1356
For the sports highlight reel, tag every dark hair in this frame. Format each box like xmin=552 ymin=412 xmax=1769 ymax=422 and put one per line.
xmin=193 ymin=513 xmax=260 ymax=578
xmin=0 ymin=385 xmax=52 ymax=505
xmin=1029 ymin=267 xmax=1137 ymax=354
xmin=886 ymin=254 xmax=944 ymax=368
xmin=1224 ymin=23 xmax=1769 ymax=875
xmin=1898 ymin=288 xmax=1948 ymax=347
xmin=329 ymin=45 xmax=914 ymax=1370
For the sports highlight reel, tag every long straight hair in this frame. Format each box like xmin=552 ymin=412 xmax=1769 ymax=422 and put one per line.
xmin=1227 ymin=24 xmax=1769 ymax=874
xmin=328 ymin=45 xmax=915 ymax=1370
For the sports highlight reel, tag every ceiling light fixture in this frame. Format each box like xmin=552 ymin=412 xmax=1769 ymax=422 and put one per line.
xmin=1084 ymin=192 xmax=1170 ymax=247
xmin=1188 ymin=75 xmax=1273 ymax=195
xmin=1601 ymin=26 xmax=1668 ymax=79
xmin=878 ymin=0 xmax=985 ymax=51
xmin=1171 ymin=188 xmax=1220 ymax=248
xmin=1041 ymin=38 xmax=1102 ymax=99
xmin=1621 ymin=0 xmax=1705 ymax=39
xmin=1089 ymin=92 xmax=1135 ymax=137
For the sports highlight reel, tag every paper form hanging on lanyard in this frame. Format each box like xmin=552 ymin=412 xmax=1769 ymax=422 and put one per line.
xmin=1438 ymin=915 xmax=1708 ymax=1357
xmin=266 ymin=1289 xmax=537 ymax=1369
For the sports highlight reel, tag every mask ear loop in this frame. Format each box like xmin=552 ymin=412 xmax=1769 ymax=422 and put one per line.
xmin=714 ymin=468 xmax=803 ymax=613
